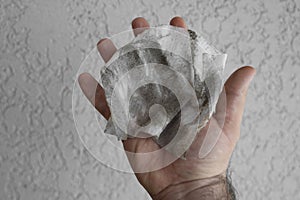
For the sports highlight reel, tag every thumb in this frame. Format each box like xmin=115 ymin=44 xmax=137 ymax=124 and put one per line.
xmin=223 ymin=66 xmax=256 ymax=142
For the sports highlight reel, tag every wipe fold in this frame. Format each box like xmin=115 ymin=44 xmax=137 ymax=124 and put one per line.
xmin=99 ymin=26 xmax=226 ymax=158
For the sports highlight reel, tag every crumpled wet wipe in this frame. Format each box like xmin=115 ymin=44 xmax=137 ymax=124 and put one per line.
xmin=99 ymin=26 xmax=227 ymax=158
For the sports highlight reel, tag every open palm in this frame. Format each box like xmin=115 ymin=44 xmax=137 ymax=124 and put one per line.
xmin=78 ymin=17 xmax=255 ymax=197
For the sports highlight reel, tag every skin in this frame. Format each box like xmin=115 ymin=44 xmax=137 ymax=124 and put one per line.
xmin=78 ymin=17 xmax=256 ymax=197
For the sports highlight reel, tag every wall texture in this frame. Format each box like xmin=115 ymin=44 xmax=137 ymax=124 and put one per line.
xmin=0 ymin=0 xmax=299 ymax=199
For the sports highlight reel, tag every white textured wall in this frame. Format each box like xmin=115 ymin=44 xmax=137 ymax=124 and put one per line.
xmin=1 ymin=0 xmax=299 ymax=199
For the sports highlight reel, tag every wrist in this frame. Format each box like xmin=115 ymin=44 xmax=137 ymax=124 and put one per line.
xmin=152 ymin=174 xmax=234 ymax=200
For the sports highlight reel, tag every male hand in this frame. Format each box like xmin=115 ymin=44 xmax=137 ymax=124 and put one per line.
xmin=78 ymin=17 xmax=255 ymax=199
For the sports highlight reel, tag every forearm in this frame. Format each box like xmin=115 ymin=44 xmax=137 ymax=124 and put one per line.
xmin=152 ymin=174 xmax=235 ymax=200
